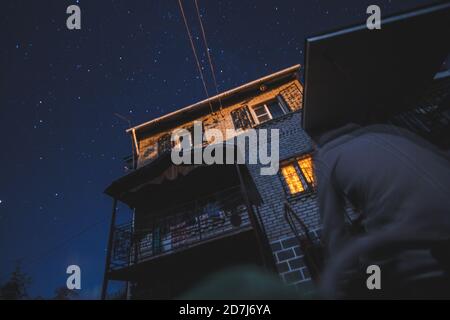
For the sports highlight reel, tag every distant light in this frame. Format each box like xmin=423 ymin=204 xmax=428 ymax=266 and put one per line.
xmin=0 ymin=200 xmax=2 ymax=204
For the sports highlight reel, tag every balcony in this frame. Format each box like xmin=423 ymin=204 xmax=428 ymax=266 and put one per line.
xmin=108 ymin=186 xmax=252 ymax=272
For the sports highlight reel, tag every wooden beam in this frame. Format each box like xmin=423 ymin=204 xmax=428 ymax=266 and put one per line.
xmin=131 ymin=128 xmax=140 ymax=156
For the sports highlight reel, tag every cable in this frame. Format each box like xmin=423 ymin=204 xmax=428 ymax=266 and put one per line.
xmin=193 ymin=0 xmax=223 ymax=111
xmin=178 ymin=0 xmax=215 ymax=115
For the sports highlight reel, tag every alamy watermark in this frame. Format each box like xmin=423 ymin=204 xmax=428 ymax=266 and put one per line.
xmin=66 ymin=265 xmax=81 ymax=290
xmin=65 ymin=5 xmax=380 ymax=32
xmin=366 ymin=264 xmax=381 ymax=290
xmin=66 ymin=5 xmax=81 ymax=30
xmin=367 ymin=5 xmax=381 ymax=30
xmin=170 ymin=121 xmax=280 ymax=176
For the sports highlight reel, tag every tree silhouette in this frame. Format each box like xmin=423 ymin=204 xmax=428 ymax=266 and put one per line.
xmin=0 ymin=262 xmax=32 ymax=300
xmin=52 ymin=286 xmax=79 ymax=300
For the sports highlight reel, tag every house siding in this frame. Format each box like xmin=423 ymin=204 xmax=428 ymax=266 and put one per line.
xmin=136 ymin=80 xmax=303 ymax=168
xmin=132 ymin=77 xmax=322 ymax=290
xmin=245 ymin=110 xmax=321 ymax=290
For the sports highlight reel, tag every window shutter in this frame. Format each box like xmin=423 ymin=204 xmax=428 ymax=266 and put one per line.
xmin=231 ymin=106 xmax=254 ymax=130
xmin=157 ymin=133 xmax=172 ymax=154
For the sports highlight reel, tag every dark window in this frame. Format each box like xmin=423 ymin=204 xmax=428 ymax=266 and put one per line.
xmin=253 ymin=105 xmax=271 ymax=123
xmin=267 ymin=99 xmax=287 ymax=119
xmin=186 ymin=122 xmax=207 ymax=146
xmin=251 ymin=98 xmax=289 ymax=124
xmin=277 ymin=95 xmax=290 ymax=112
xmin=158 ymin=133 xmax=172 ymax=154
xmin=231 ymin=106 xmax=254 ymax=130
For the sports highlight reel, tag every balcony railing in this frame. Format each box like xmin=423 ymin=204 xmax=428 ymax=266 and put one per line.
xmin=109 ymin=186 xmax=251 ymax=271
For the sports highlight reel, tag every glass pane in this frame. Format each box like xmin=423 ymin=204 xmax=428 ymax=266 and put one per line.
xmin=298 ymin=156 xmax=315 ymax=186
xmin=267 ymin=101 xmax=285 ymax=119
xmin=231 ymin=106 xmax=254 ymax=130
xmin=281 ymin=165 xmax=304 ymax=194
xmin=257 ymin=114 xmax=271 ymax=123
xmin=252 ymin=105 xmax=271 ymax=123
xmin=253 ymin=105 xmax=268 ymax=116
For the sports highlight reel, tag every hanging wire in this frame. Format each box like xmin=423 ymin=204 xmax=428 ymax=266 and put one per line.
xmin=178 ymin=0 xmax=214 ymax=115
xmin=193 ymin=0 xmax=223 ymax=111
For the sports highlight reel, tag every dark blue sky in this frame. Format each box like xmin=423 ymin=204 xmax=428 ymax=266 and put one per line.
xmin=0 ymin=0 xmax=437 ymax=298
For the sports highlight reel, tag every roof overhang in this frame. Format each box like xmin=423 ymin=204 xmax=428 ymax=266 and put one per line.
xmin=128 ymin=64 xmax=301 ymax=136
xmin=104 ymin=143 xmax=258 ymax=207
xmin=302 ymin=3 xmax=450 ymax=137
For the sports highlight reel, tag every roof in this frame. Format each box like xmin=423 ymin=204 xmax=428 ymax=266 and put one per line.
xmin=302 ymin=2 xmax=450 ymax=136
xmin=127 ymin=64 xmax=301 ymax=134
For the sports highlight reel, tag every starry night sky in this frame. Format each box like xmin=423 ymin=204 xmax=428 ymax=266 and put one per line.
xmin=0 ymin=0 xmax=438 ymax=298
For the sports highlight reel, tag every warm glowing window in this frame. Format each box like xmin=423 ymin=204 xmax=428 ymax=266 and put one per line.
xmin=298 ymin=156 xmax=315 ymax=186
xmin=281 ymin=165 xmax=304 ymax=194
xmin=281 ymin=155 xmax=316 ymax=195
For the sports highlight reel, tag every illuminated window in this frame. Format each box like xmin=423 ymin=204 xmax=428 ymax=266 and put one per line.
xmin=281 ymin=155 xmax=316 ymax=195
xmin=298 ymin=156 xmax=315 ymax=186
xmin=281 ymin=165 xmax=304 ymax=194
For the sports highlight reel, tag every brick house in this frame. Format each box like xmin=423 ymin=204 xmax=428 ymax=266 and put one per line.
xmin=102 ymin=64 xmax=450 ymax=299
xmin=102 ymin=64 xmax=325 ymax=299
xmin=102 ymin=4 xmax=450 ymax=300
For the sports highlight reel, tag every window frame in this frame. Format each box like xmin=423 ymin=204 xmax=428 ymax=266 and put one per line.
xmin=250 ymin=97 xmax=289 ymax=125
xmin=279 ymin=154 xmax=316 ymax=196
xmin=157 ymin=133 xmax=173 ymax=155
xmin=230 ymin=105 xmax=255 ymax=132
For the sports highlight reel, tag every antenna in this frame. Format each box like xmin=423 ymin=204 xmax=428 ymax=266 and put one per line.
xmin=114 ymin=112 xmax=131 ymax=127
xmin=114 ymin=113 xmax=136 ymax=170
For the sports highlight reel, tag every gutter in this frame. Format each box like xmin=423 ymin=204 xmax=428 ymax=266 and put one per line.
xmin=125 ymin=64 xmax=301 ymax=134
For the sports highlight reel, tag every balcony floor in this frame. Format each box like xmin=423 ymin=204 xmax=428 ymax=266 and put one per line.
xmin=107 ymin=227 xmax=260 ymax=284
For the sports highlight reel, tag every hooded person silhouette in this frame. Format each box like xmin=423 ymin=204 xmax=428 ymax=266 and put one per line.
xmin=314 ymin=123 xmax=450 ymax=299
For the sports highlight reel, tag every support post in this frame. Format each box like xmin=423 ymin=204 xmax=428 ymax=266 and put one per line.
xmin=101 ymin=198 xmax=118 ymax=300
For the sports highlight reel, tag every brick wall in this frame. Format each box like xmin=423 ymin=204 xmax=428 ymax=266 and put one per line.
xmin=136 ymin=80 xmax=301 ymax=168
xmin=135 ymin=78 xmax=323 ymax=290
xmin=245 ymin=110 xmax=323 ymax=290
xmin=270 ymin=228 xmax=322 ymax=291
